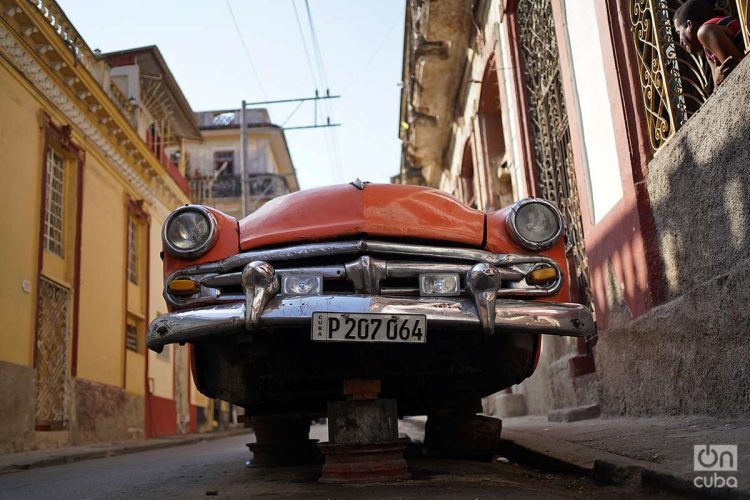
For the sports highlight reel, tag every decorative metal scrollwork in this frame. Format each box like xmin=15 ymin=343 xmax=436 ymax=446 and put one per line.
xmin=35 ymin=277 xmax=71 ymax=429
xmin=629 ymin=0 xmax=740 ymax=152
xmin=516 ymin=0 xmax=595 ymax=317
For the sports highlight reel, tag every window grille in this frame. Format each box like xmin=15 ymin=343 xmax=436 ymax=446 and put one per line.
xmin=629 ymin=0 xmax=741 ymax=152
xmin=44 ymin=149 xmax=65 ymax=257
xmin=125 ymin=322 xmax=138 ymax=352
xmin=516 ymin=0 xmax=594 ymax=315
xmin=128 ymin=218 xmax=138 ymax=285
xmin=35 ymin=277 xmax=70 ymax=429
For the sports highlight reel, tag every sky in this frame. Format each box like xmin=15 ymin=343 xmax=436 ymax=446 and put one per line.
xmin=58 ymin=0 xmax=406 ymax=190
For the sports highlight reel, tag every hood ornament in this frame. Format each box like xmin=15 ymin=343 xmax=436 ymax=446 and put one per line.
xmin=350 ymin=178 xmax=369 ymax=190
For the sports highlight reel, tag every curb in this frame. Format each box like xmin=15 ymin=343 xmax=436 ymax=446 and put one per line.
xmin=498 ymin=433 xmax=750 ymax=499
xmin=0 ymin=429 xmax=251 ymax=474
xmin=496 ymin=438 xmax=590 ymax=476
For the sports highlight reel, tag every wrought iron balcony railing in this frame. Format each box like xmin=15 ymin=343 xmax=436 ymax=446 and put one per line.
xmin=189 ymin=173 xmax=291 ymax=209
xmin=629 ymin=0 xmax=747 ymax=153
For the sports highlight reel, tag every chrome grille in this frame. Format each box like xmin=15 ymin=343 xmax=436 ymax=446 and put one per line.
xmin=164 ymin=240 xmax=562 ymax=309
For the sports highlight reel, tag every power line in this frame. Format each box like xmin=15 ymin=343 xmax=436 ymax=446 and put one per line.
xmin=245 ymin=94 xmax=341 ymax=106
xmin=303 ymin=0 xmax=344 ymax=181
xmin=281 ymin=100 xmax=305 ymax=127
xmin=225 ymin=0 xmax=267 ymax=101
xmin=291 ymin=0 xmax=337 ymax=180
xmin=290 ymin=0 xmax=342 ymax=182
xmin=290 ymin=0 xmax=321 ymax=92
xmin=304 ymin=0 xmax=330 ymax=90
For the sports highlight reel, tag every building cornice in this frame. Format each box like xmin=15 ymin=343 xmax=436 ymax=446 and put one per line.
xmin=0 ymin=0 xmax=189 ymax=215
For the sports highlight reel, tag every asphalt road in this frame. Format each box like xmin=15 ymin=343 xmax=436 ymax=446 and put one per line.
xmin=0 ymin=426 xmax=679 ymax=499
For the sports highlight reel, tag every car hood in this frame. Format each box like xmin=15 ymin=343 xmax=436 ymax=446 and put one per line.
xmin=238 ymin=183 xmax=486 ymax=250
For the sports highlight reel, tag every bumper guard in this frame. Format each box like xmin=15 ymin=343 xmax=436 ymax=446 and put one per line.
xmin=148 ymin=261 xmax=595 ymax=352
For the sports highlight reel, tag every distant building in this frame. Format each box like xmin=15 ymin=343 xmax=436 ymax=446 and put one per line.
xmin=0 ymin=0 xmax=212 ymax=451
xmin=185 ymin=108 xmax=299 ymax=219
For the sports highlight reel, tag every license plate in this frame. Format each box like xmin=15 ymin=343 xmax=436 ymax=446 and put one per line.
xmin=311 ymin=312 xmax=426 ymax=343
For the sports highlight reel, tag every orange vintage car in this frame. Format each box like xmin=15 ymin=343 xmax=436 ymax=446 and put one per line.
xmin=147 ymin=182 xmax=594 ymax=418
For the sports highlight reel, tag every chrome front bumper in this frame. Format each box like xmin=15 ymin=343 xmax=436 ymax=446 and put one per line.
xmin=147 ymin=294 xmax=595 ymax=352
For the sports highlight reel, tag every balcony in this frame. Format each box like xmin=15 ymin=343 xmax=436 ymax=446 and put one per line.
xmin=146 ymin=132 xmax=189 ymax=195
xmin=188 ymin=173 xmax=291 ymax=219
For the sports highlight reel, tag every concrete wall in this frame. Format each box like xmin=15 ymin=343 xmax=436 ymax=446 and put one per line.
xmin=595 ymin=59 xmax=750 ymax=418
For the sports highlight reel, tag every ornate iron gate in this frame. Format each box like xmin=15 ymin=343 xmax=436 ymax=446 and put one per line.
xmin=35 ymin=277 xmax=71 ymax=430
xmin=516 ymin=0 xmax=594 ymax=315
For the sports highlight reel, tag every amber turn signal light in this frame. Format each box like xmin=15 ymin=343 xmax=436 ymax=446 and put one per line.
xmin=168 ymin=279 xmax=200 ymax=295
xmin=526 ymin=266 xmax=558 ymax=285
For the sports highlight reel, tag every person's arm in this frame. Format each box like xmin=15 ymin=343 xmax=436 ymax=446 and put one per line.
xmin=699 ymin=24 xmax=743 ymax=86
xmin=697 ymin=23 xmax=744 ymax=63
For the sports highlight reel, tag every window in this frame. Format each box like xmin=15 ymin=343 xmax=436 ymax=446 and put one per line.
xmin=125 ymin=322 xmax=139 ymax=352
xmin=125 ymin=199 xmax=150 ymax=355
xmin=213 ymin=150 xmax=234 ymax=175
xmin=44 ymin=149 xmax=65 ymax=256
xmin=127 ymin=217 xmax=138 ymax=285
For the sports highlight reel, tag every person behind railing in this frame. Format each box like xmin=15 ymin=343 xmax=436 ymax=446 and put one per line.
xmin=674 ymin=0 xmax=746 ymax=88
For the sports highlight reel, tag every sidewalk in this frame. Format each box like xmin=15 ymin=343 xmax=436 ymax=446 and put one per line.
xmin=0 ymin=429 xmax=250 ymax=474
xmin=498 ymin=415 xmax=750 ymax=498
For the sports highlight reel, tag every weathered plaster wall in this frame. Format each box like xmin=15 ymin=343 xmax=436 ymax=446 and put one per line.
xmin=595 ymin=59 xmax=750 ymax=417
xmin=74 ymin=378 xmax=144 ymax=443
xmin=0 ymin=361 xmax=36 ymax=453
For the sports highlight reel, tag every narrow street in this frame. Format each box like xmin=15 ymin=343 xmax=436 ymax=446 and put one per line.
xmin=1 ymin=0 xmax=748 ymax=498
xmin=0 ymin=425 xmax=680 ymax=499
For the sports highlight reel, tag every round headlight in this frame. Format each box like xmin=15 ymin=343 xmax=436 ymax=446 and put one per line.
xmin=162 ymin=206 xmax=218 ymax=259
xmin=506 ymin=199 xmax=563 ymax=250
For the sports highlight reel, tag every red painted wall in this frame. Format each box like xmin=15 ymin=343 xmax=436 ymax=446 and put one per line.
xmin=146 ymin=394 xmax=177 ymax=437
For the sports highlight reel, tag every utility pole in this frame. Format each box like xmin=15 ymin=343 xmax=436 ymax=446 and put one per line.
xmin=240 ymin=100 xmax=248 ymax=217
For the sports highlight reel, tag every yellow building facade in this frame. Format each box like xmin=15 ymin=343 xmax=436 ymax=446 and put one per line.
xmin=0 ymin=0 xmax=209 ymax=452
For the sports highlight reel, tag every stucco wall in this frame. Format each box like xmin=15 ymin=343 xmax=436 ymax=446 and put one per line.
xmin=76 ymin=160 xmax=127 ymax=387
xmin=595 ymin=58 xmax=750 ymax=417
xmin=0 ymin=61 xmax=43 ymax=368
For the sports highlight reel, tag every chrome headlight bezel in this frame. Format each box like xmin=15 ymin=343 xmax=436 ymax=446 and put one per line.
xmin=162 ymin=205 xmax=218 ymax=259
xmin=506 ymin=198 xmax=564 ymax=251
